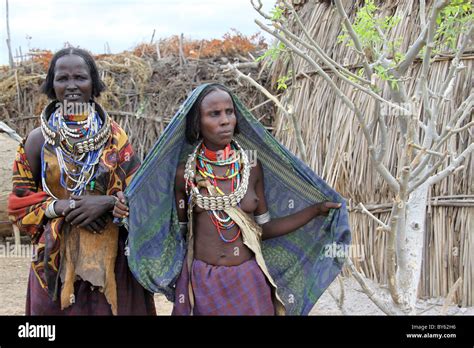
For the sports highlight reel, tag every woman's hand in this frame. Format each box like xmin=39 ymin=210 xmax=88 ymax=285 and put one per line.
xmin=54 ymin=199 xmax=75 ymax=217
xmin=314 ymin=201 xmax=342 ymax=216
xmin=112 ymin=191 xmax=129 ymax=219
xmin=62 ymin=195 xmax=116 ymax=230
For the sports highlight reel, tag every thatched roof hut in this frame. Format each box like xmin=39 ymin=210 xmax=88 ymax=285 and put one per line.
xmin=269 ymin=0 xmax=472 ymax=306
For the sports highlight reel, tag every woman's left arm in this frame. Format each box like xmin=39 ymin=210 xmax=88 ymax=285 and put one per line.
xmin=253 ymin=160 xmax=341 ymax=241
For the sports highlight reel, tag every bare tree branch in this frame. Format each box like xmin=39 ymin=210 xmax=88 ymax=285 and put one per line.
xmin=373 ymin=100 xmax=388 ymax=163
xmin=420 ymin=0 xmax=427 ymax=28
xmin=409 ymin=152 xmax=448 ymax=194
xmin=395 ymin=0 xmax=450 ymax=76
xmin=419 ymin=0 xmax=450 ymax=89
xmin=451 ymin=120 xmax=474 ymax=134
xmin=427 ymin=143 xmax=474 ymax=186
xmin=409 ymin=142 xmax=446 ymax=158
xmin=224 ymin=63 xmax=308 ymax=163
xmin=333 ymin=0 xmax=374 ymax=77
xmin=249 ymin=0 xmax=472 ymax=314
xmin=416 ymin=0 xmax=450 ymax=146
xmin=254 ymin=19 xmax=401 ymax=192
xmin=250 ymin=0 xmax=271 ymax=20
xmin=272 ymin=21 xmax=403 ymax=108
xmin=346 ymin=258 xmax=403 ymax=315
xmin=411 ymin=94 xmax=473 ymax=178
xmin=437 ymin=24 xmax=474 ymax=101
xmin=396 ymin=26 xmax=428 ymax=74
xmin=283 ymin=0 xmax=372 ymax=84
xmin=358 ymin=202 xmax=390 ymax=231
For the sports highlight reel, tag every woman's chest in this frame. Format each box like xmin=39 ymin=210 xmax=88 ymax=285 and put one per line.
xmin=42 ymin=144 xmax=119 ymax=198
xmin=192 ymin=172 xmax=259 ymax=215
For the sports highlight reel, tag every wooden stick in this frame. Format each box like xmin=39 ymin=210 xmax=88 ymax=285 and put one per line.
xmin=346 ymin=258 xmax=402 ymax=315
xmin=358 ymin=202 xmax=390 ymax=231
xmin=441 ymin=277 xmax=462 ymax=314
xmin=5 ymin=0 xmax=14 ymax=68
xmin=178 ymin=33 xmax=187 ymax=67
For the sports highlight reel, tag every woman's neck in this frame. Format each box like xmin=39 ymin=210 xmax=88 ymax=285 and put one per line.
xmin=202 ymin=140 xmax=230 ymax=152
xmin=63 ymin=113 xmax=89 ymax=122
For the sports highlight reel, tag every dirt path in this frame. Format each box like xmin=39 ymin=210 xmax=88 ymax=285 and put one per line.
xmin=1 ymin=246 xmax=471 ymax=316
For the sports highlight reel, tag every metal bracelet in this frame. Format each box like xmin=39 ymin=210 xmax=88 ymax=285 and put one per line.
xmin=45 ymin=200 xmax=59 ymax=219
xmin=254 ymin=211 xmax=271 ymax=225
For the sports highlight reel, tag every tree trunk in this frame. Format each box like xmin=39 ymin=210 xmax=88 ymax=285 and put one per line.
xmin=396 ymin=180 xmax=430 ymax=313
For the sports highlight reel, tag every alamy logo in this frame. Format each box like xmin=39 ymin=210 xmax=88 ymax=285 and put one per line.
xmin=323 ymin=242 xmax=365 ymax=261
xmin=18 ymin=322 xmax=56 ymax=341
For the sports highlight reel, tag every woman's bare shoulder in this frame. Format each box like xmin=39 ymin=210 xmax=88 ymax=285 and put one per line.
xmin=24 ymin=127 xmax=44 ymax=157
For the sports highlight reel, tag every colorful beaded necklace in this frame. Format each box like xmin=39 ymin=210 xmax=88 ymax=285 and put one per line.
xmin=41 ymin=110 xmax=104 ymax=198
xmin=196 ymin=142 xmax=242 ymax=243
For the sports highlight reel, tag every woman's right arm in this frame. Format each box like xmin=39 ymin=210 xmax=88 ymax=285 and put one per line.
xmin=24 ymin=128 xmax=43 ymax=188
xmin=8 ymin=128 xmax=55 ymax=241
xmin=24 ymin=128 xmax=70 ymax=215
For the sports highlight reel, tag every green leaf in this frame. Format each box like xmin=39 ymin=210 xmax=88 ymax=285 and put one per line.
xmin=276 ymin=74 xmax=290 ymax=91
xmin=270 ymin=6 xmax=285 ymax=21
xmin=338 ymin=0 xmax=402 ymax=58
xmin=434 ymin=0 xmax=473 ymax=51
xmin=255 ymin=42 xmax=286 ymax=62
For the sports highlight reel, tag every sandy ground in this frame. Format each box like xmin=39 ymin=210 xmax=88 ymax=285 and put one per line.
xmin=1 ymin=241 xmax=472 ymax=316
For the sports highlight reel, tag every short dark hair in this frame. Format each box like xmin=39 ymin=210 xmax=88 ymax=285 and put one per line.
xmin=185 ymin=84 xmax=240 ymax=144
xmin=41 ymin=47 xmax=106 ymax=100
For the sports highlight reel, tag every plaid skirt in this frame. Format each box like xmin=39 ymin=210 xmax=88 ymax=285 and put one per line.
xmin=172 ymin=257 xmax=275 ymax=315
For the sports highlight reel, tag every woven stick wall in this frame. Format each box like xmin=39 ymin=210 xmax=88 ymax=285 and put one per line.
xmin=270 ymin=0 xmax=472 ymax=306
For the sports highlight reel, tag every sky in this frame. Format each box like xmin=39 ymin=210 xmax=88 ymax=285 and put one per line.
xmin=0 ymin=0 xmax=276 ymax=65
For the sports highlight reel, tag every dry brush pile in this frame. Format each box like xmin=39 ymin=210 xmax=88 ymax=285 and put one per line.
xmin=0 ymin=31 xmax=276 ymax=161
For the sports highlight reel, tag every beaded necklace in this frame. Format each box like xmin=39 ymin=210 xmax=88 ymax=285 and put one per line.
xmin=195 ymin=142 xmax=242 ymax=243
xmin=184 ymin=140 xmax=250 ymax=208
xmin=41 ymin=110 xmax=105 ymax=198
xmin=41 ymin=106 xmax=111 ymax=154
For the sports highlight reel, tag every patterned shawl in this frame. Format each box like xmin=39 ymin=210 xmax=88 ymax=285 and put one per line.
xmin=8 ymin=102 xmax=140 ymax=299
xmin=125 ymin=83 xmax=351 ymax=315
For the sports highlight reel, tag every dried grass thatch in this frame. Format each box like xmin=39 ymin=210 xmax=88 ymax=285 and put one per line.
xmin=270 ymin=0 xmax=473 ymax=305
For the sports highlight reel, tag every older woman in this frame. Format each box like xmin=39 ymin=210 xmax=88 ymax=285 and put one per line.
xmin=8 ymin=48 xmax=155 ymax=315
xmin=114 ymin=83 xmax=351 ymax=315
